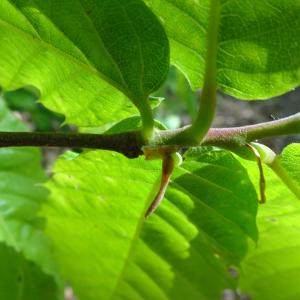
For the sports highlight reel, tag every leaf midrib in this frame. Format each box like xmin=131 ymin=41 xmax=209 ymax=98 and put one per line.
xmin=76 ymin=0 xmax=128 ymax=89
xmin=118 ymin=0 xmax=145 ymax=99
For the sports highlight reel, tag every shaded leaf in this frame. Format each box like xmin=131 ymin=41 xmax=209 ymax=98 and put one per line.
xmin=0 ymin=243 xmax=58 ymax=300
xmin=0 ymin=97 xmax=61 ymax=297
xmin=171 ymin=147 xmax=258 ymax=264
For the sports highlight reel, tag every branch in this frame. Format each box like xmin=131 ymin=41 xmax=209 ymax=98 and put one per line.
xmin=0 ymin=113 xmax=299 ymax=157
xmin=202 ymin=112 xmax=300 ymax=147
xmin=0 ymin=131 xmax=143 ymax=158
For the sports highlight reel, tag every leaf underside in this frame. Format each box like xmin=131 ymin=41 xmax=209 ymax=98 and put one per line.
xmin=145 ymin=0 xmax=300 ymax=99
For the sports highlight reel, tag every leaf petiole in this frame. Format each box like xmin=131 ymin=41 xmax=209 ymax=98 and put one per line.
xmin=168 ymin=0 xmax=220 ymax=146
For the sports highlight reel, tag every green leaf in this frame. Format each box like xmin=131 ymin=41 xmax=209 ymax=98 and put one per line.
xmin=42 ymin=147 xmax=258 ymax=299
xmin=279 ymin=143 xmax=300 ymax=183
xmin=238 ymin=145 xmax=300 ymax=299
xmin=0 ymin=243 xmax=58 ymax=300
xmin=172 ymin=147 xmax=258 ymax=264
xmin=145 ymin=0 xmax=300 ymax=99
xmin=4 ymin=88 xmax=65 ymax=132
xmin=0 ymin=97 xmax=61 ymax=297
xmin=105 ymin=116 xmax=167 ymax=135
xmin=79 ymin=97 xmax=165 ymax=134
xmin=0 ymin=0 xmax=169 ymax=126
xmin=42 ymin=150 xmax=163 ymax=300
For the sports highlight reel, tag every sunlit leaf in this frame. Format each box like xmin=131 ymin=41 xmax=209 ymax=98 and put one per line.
xmin=239 ymin=144 xmax=300 ymax=299
xmin=42 ymin=147 xmax=258 ymax=299
xmin=0 ymin=0 xmax=169 ymax=126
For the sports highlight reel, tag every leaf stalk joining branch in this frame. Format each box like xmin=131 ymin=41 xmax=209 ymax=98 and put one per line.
xmin=168 ymin=0 xmax=220 ymax=145
xmin=0 ymin=113 xmax=300 ymax=158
